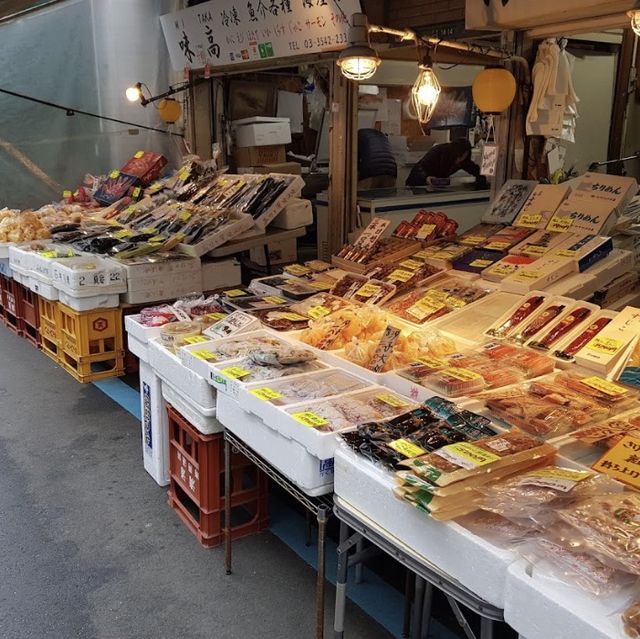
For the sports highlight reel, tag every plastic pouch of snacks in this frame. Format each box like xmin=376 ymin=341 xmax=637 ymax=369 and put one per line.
xmin=160 ymin=321 xmax=201 ymax=352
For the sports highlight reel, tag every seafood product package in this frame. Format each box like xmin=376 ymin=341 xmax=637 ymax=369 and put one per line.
xmin=251 ymin=309 xmax=311 ymax=331
xmin=247 ymin=369 xmax=372 ymax=407
xmin=552 ymin=310 xmax=617 ymax=364
xmin=481 ymin=226 xmax=535 ymax=252
xmin=226 ymin=294 xmax=291 ymax=312
xmin=458 ymin=223 xmax=505 ymax=247
xmin=485 ymin=292 xmax=551 ymax=339
xmin=285 ymin=388 xmax=416 ymax=434
xmin=569 ymin=411 xmax=640 ymax=450
xmin=331 ymin=274 xmax=396 ymax=306
xmin=214 ymin=354 xmax=324 ymax=385
xmin=277 ymin=279 xmax=318 ymax=300
xmin=201 ymin=332 xmax=290 ymax=361
xmin=159 ymin=321 xmax=202 ymax=352
xmin=512 ymin=183 xmax=572 ymax=230
xmin=288 ymin=292 xmax=354 ymax=320
xmin=342 ymin=328 xmax=457 ymax=374
xmin=482 ymin=180 xmax=537 ymax=224
xmin=363 ymin=261 xmax=441 ymax=294
xmin=298 ymin=306 xmax=389 ymax=350
xmin=524 ymin=301 xmax=599 ymax=351
xmin=400 ymin=430 xmax=556 ymax=487
xmin=385 ymin=275 xmax=493 ymax=325
xmin=501 ymin=255 xmax=575 ymax=294
xmin=451 ymin=249 xmax=506 ymax=274
xmin=456 ymin=511 xmax=541 ymax=548
xmin=481 ymin=254 xmax=537 ymax=282
xmin=414 ymin=366 xmax=488 ymax=398
xmin=478 ymin=466 xmax=616 ymax=520
xmin=509 ymin=229 xmax=572 ymax=258
xmin=412 ymin=241 xmax=471 ymax=268
xmin=505 ymin=297 xmax=574 ymax=345
xmin=342 ymin=401 xmax=497 ymax=470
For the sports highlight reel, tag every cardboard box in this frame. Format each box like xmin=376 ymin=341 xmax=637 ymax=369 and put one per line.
xmin=552 ymin=233 xmax=613 ymax=272
xmin=513 ymin=184 xmax=571 ymax=229
xmin=271 ymin=198 xmax=313 ymax=229
xmin=234 ymin=145 xmax=286 ymax=166
xmin=501 ymin=255 xmax=575 ymax=293
xmin=250 ymin=238 xmax=297 ymax=266
xmin=233 ymin=117 xmax=291 ymax=147
xmin=482 ymin=180 xmax=537 ymax=224
xmin=509 ymin=230 xmax=574 ymax=258
xmin=251 ymin=162 xmax=302 ymax=176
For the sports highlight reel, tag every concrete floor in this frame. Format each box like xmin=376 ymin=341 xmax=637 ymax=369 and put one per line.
xmin=0 ymin=327 xmax=393 ymax=639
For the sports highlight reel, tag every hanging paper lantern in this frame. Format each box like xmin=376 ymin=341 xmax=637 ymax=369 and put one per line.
xmin=158 ymin=98 xmax=182 ymax=123
xmin=472 ymin=67 xmax=517 ymax=114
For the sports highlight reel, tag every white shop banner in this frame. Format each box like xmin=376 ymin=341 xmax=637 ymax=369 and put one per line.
xmin=160 ymin=0 xmax=361 ymax=71
xmin=466 ymin=0 xmax=639 ymax=31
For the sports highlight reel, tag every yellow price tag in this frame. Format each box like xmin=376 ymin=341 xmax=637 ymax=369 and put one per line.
xmin=547 ymin=215 xmax=573 ymax=233
xmin=221 ymin=366 xmax=252 ymax=379
xmin=274 ymin=312 xmax=309 ymax=322
xmin=470 ymin=259 xmax=494 ymax=268
xmin=114 ymin=229 xmax=133 ymax=239
xmin=307 ymin=305 xmax=331 ymax=319
xmin=586 ymin=336 xmax=624 ymax=355
xmin=291 ymin=411 xmax=329 ymax=428
xmin=183 ymin=335 xmax=208 ymax=345
xmin=355 ymin=283 xmax=382 ymax=298
xmin=523 ymin=244 xmax=549 ymax=256
xmin=149 ymin=182 xmax=163 ymax=192
xmin=250 ymin=387 xmax=283 ymax=401
xmin=206 ymin=312 xmax=226 ymax=321
xmin=407 ymin=297 xmax=445 ymax=320
xmin=148 ymin=235 xmax=165 ymax=243
xmin=388 ymin=269 xmax=415 ymax=283
xmin=262 ymin=295 xmax=287 ymax=305
xmin=516 ymin=213 xmax=542 ymax=228
xmin=191 ymin=349 xmax=217 ymax=361
xmin=582 ymin=376 xmax=628 ymax=396
xmin=224 ymin=289 xmax=248 ymax=297
xmin=443 ymin=367 xmax=483 ymax=382
xmin=592 ymin=435 xmax=640 ymax=489
xmin=309 ymin=281 xmax=332 ymax=290
xmin=132 ymin=187 xmax=141 ymax=198
xmin=63 ymin=190 xmax=72 ymax=198
xmin=284 ymin=264 xmax=311 ymax=276
xmin=375 ymin=393 xmax=410 ymax=408
xmin=179 ymin=168 xmax=190 ymax=180
xmin=109 ymin=170 xmax=120 ymax=179
xmin=400 ymin=259 xmax=423 ymax=271
xmin=389 ymin=438 xmax=426 ymax=458
xmin=460 ymin=235 xmax=486 ymax=246
xmin=436 ymin=442 xmax=500 ymax=468
xmin=134 ymin=151 xmax=145 ymax=158
xmin=416 ymin=223 xmax=436 ymax=240
xmin=516 ymin=270 xmax=542 ymax=281
xmin=483 ymin=241 xmax=511 ymax=251
xmin=416 ymin=355 xmax=449 ymax=369
xmin=39 ymin=250 xmax=58 ymax=259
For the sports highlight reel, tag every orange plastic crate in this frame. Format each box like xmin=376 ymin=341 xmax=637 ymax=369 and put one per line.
xmin=38 ymin=297 xmax=59 ymax=361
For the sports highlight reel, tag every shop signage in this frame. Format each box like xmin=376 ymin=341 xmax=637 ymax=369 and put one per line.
xmin=466 ymin=0 xmax=638 ymax=31
xmin=161 ymin=0 xmax=361 ymax=71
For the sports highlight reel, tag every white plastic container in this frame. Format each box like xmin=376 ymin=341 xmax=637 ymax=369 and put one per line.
xmin=334 ymin=445 xmax=515 ymax=608
xmin=57 ymin=290 xmax=120 ymax=311
xmin=217 ymin=392 xmax=335 ymax=496
xmin=29 ymin=277 xmax=59 ymax=301
xmin=139 ymin=361 xmax=169 ymax=486
xmin=161 ymin=380 xmax=222 ymax=436
xmin=52 ymin=256 xmax=126 ymax=296
xmin=148 ymin=338 xmax=216 ymax=410
xmin=127 ymin=333 xmax=150 ymax=364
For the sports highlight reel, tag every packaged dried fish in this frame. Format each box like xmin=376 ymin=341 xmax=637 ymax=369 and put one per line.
xmin=206 ymin=335 xmax=285 ymax=361
xmin=485 ymin=293 xmax=547 ymax=338
xmin=528 ymin=305 xmax=594 ymax=351
xmin=417 ymin=366 xmax=487 ymax=397
xmin=510 ymin=302 xmax=568 ymax=344
xmin=288 ymin=293 xmax=354 ymax=319
xmin=571 ymin=412 xmax=640 ymax=449
xmin=252 ymin=309 xmax=310 ymax=331
xmin=220 ymin=356 xmax=324 ymax=384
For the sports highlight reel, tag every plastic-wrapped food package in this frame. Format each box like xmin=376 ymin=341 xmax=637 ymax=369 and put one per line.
xmin=252 ymin=370 xmax=370 ymax=406
xmin=287 ymin=389 xmax=415 ymax=433
xmin=456 ymin=511 xmax=541 ymax=548
xmin=251 ymin=309 xmax=311 ymax=331
xmin=480 ymin=342 xmax=555 ymax=378
xmin=554 ymin=315 xmax=615 ymax=362
xmin=622 ymin=598 xmax=640 ymax=638
xmin=417 ymin=366 xmax=488 ymax=397
xmin=363 ymin=262 xmax=441 ymax=294
xmin=486 ymin=293 xmax=548 ymax=339
xmin=509 ymin=302 xmax=569 ymax=345
xmin=206 ymin=335 xmax=286 ymax=361
xmin=298 ymin=307 xmax=389 ymax=350
xmin=480 ymin=377 xmax=610 ymax=439
xmin=478 ymin=466 xmax=616 ymax=519
xmin=528 ymin=305 xmax=594 ymax=351
xmin=220 ymin=356 xmax=324 ymax=383
xmin=553 ymin=371 xmax=640 ymax=413
xmin=401 ymin=430 xmax=556 ymax=487
xmin=160 ymin=321 xmax=201 ymax=352
xmin=571 ymin=412 xmax=640 ymax=449
xmin=520 ymin=537 xmax=635 ymax=597
xmin=288 ymin=292 xmax=354 ymax=320
xmin=556 ymin=493 xmax=640 ymax=575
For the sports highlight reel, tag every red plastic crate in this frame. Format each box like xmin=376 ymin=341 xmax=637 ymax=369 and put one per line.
xmin=0 ymin=274 xmax=21 ymax=334
xmin=15 ymin=283 xmax=40 ymax=347
xmin=167 ymin=404 xmax=269 ymax=547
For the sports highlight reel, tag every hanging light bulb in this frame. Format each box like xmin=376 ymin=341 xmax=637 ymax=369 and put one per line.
xmin=158 ymin=98 xmax=182 ymax=123
xmin=411 ymin=61 xmax=441 ymax=124
xmin=125 ymin=83 xmax=143 ymax=103
xmin=337 ymin=13 xmax=380 ymax=81
xmin=472 ymin=67 xmax=516 ymax=114
xmin=629 ymin=10 xmax=640 ymax=36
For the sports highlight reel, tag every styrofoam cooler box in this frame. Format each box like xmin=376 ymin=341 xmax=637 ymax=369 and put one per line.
xmin=249 ymin=237 xmax=297 ymax=266
xmin=504 ymin=559 xmax=628 ymax=639
xmin=0 ymin=257 xmax=11 ymax=277
xmin=148 ymin=338 xmax=216 ymax=410
xmin=52 ymin=256 xmax=126 ymax=296
xmin=8 ymin=244 xmax=34 ymax=273
xmin=139 ymin=361 xmax=169 ymax=486
xmin=121 ymin=283 xmax=202 ymax=305
xmin=333 ymin=445 xmax=515 ymax=608
xmin=216 ymin=392 xmax=335 ymax=496
xmin=125 ymin=315 xmax=164 ymax=364
xmin=58 ymin=290 xmax=120 ymax=311
xmin=201 ymin=257 xmax=241 ymax=292
xmin=29 ymin=276 xmax=59 ymax=300
xmin=161 ymin=379 xmax=222 ymax=436
xmin=127 ymin=332 xmax=150 ymax=363
xmin=271 ymin=198 xmax=313 ymax=230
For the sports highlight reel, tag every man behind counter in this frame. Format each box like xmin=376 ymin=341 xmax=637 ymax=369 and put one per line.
xmin=406 ymin=138 xmax=488 ymax=189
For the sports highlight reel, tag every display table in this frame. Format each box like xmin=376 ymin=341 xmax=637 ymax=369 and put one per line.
xmin=333 ymin=497 xmax=504 ymax=639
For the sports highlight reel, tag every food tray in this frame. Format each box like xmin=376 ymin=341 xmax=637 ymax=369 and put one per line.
xmin=124 ymin=313 xmax=165 ymax=345
xmin=51 ymin=256 xmax=126 ymax=295
xmin=127 ymin=332 xmax=151 ymax=364
xmin=217 ymin=392 xmax=335 ymax=496
xmin=331 ymin=238 xmax=425 ymax=274
xmin=161 ymin=378 xmax=222 ymax=435
xmin=177 ymin=211 xmax=255 ymax=257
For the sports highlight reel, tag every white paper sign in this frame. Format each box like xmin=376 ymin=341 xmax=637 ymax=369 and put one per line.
xmin=160 ymin=0 xmax=361 ymax=71
xmin=480 ymin=143 xmax=498 ymax=177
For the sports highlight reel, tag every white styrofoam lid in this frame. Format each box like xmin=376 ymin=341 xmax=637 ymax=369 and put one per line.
xmin=232 ymin=116 xmax=291 ymax=126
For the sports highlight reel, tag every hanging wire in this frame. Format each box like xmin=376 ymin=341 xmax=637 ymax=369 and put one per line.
xmin=0 ymin=87 xmax=184 ymax=137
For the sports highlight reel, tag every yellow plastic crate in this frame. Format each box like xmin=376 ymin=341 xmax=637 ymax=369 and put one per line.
xmin=38 ymin=297 xmax=60 ymax=362
xmin=59 ymin=349 xmax=125 ymax=383
xmin=58 ymin=304 xmax=123 ymax=360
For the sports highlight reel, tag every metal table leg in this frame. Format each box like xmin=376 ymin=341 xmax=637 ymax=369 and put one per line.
xmin=224 ymin=437 xmax=232 ymax=576
xmin=480 ymin=617 xmax=495 ymax=639
xmin=445 ymin=595 xmax=476 ymax=639
xmin=420 ymin=582 xmax=434 ymax=639
xmin=333 ymin=521 xmax=350 ymax=639
xmin=412 ymin=576 xmax=425 ymax=639
xmin=316 ymin=505 xmax=329 ymax=639
xmin=354 ymin=537 xmax=364 ymax=584
xmin=306 ymin=510 xmax=313 ymax=547
xmin=403 ymin=570 xmax=413 ymax=639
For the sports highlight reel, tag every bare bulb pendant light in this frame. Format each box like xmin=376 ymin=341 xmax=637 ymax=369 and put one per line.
xmin=629 ymin=10 xmax=640 ymax=36
xmin=412 ymin=62 xmax=441 ymax=123
xmin=336 ymin=13 xmax=380 ymax=81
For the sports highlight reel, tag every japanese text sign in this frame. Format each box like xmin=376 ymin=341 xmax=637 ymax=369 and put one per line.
xmin=593 ymin=435 xmax=640 ymax=490
xmin=161 ymin=0 xmax=361 ymax=70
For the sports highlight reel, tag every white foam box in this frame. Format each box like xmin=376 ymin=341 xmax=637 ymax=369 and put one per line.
xmin=504 ymin=559 xmax=628 ymax=639
xmin=148 ymin=338 xmax=216 ymax=410
xmin=574 ymin=304 xmax=640 ymax=374
xmin=334 ymin=445 xmax=515 ymax=608
xmin=201 ymin=257 xmax=241 ymax=292
xmin=52 ymin=256 xmax=126 ymax=296
xmin=8 ymin=244 xmax=34 ymax=273
xmin=29 ymin=276 xmax=58 ymax=301
xmin=111 ymin=255 xmax=201 ymax=281
xmin=501 ymin=255 xmax=575 ymax=293
xmin=121 ymin=282 xmax=203 ymax=305
xmin=0 ymin=257 xmax=10 ymax=277
xmin=178 ymin=211 xmax=255 ymax=258
xmin=161 ymin=379 xmax=222 ymax=436
xmin=0 ymin=242 xmax=12 ymax=259
xmin=512 ymin=183 xmax=572 ymax=230
xmin=139 ymin=361 xmax=170 ymax=486
xmin=216 ymin=392 xmax=335 ymax=496
xmin=271 ymin=198 xmax=313 ymax=230
xmin=127 ymin=332 xmax=151 ymax=364
xmin=250 ymin=237 xmax=297 ymax=266
xmin=252 ymin=175 xmax=306 ymax=232
xmin=232 ymin=116 xmax=292 ymax=147
xmin=58 ymin=290 xmax=120 ymax=311
xmin=125 ymin=314 xmax=164 ymax=345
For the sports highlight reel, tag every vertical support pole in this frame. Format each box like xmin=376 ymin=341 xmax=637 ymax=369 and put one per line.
xmin=316 ymin=505 xmax=329 ymax=639
xmin=355 ymin=537 xmax=364 ymax=584
xmin=420 ymin=583 xmax=434 ymax=639
xmin=188 ymin=78 xmax=214 ymax=160
xmin=403 ymin=570 xmax=413 ymax=639
xmin=411 ymin=576 xmax=425 ymax=639
xmin=328 ymin=64 xmax=358 ymax=256
xmin=224 ymin=436 xmax=232 ymax=576
xmin=333 ymin=521 xmax=351 ymax=639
